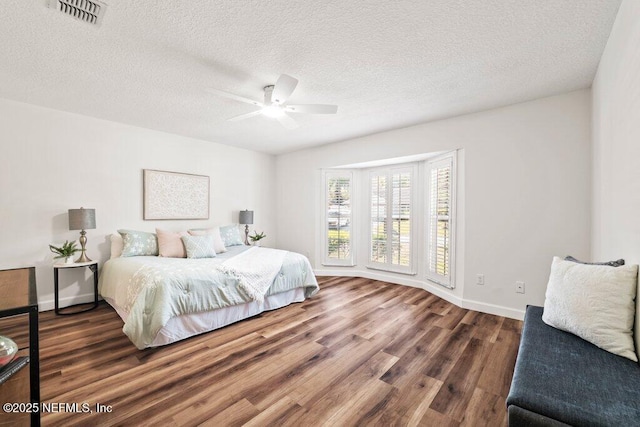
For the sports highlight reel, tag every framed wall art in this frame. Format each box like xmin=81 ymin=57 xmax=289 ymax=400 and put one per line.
xmin=143 ymin=169 xmax=210 ymax=220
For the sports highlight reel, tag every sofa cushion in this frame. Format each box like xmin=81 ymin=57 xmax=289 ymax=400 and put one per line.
xmin=636 ymin=291 xmax=640 ymax=370
xmin=507 ymin=306 xmax=640 ymax=426
xmin=508 ymin=405 xmax=571 ymax=427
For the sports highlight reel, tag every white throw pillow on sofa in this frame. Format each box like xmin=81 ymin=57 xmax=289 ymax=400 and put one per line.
xmin=542 ymin=256 xmax=638 ymax=362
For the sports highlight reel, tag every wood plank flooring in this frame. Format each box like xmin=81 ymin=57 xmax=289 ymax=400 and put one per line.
xmin=2 ymin=277 xmax=522 ymax=426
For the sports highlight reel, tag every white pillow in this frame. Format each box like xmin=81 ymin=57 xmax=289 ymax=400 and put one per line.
xmin=542 ymin=256 xmax=638 ymax=361
xmin=110 ymin=233 xmax=124 ymax=259
xmin=188 ymin=227 xmax=227 ymax=254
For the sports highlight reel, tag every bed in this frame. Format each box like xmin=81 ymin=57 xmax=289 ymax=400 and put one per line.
xmin=99 ymin=245 xmax=319 ymax=349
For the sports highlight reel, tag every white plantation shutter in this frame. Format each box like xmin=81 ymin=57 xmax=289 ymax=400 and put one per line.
xmin=427 ymin=154 xmax=456 ymax=288
xmin=323 ymin=171 xmax=354 ymax=266
xmin=370 ymin=172 xmax=387 ymax=264
xmin=391 ymin=171 xmax=411 ymax=266
xmin=368 ymin=166 xmax=415 ymax=274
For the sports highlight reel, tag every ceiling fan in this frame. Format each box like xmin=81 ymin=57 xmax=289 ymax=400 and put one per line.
xmin=206 ymin=74 xmax=338 ymax=129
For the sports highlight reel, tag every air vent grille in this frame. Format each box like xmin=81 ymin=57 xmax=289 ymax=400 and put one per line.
xmin=48 ymin=0 xmax=107 ymax=26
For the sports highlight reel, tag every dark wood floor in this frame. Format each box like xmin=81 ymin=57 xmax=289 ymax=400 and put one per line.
xmin=3 ymin=276 xmax=522 ymax=426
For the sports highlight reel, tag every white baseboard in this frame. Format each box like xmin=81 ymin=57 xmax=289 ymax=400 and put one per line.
xmin=315 ymin=269 xmax=524 ymax=320
xmin=461 ymin=298 xmax=525 ymax=320
xmin=38 ymin=293 xmax=101 ymax=312
xmin=39 ymin=275 xmax=525 ymax=321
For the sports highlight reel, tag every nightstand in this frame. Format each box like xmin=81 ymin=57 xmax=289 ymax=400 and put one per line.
xmin=53 ymin=261 xmax=98 ymax=315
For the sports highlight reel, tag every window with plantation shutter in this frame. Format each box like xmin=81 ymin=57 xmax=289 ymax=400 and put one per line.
xmin=323 ymin=171 xmax=354 ymax=266
xmin=319 ymin=152 xmax=456 ymax=285
xmin=370 ymin=173 xmax=387 ymax=265
xmin=426 ymin=153 xmax=456 ymax=288
xmin=368 ymin=166 xmax=415 ymax=274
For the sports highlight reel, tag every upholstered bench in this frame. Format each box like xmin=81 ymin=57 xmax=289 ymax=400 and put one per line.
xmin=507 ymin=305 xmax=640 ymax=426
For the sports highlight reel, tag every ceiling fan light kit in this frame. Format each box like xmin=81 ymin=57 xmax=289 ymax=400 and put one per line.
xmin=260 ymin=85 xmax=285 ymax=118
xmin=207 ymin=74 xmax=338 ymax=129
xmin=261 ymin=104 xmax=285 ymax=118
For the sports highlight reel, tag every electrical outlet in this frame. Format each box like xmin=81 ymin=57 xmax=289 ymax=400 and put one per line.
xmin=476 ymin=274 xmax=484 ymax=285
xmin=516 ymin=281 xmax=525 ymax=294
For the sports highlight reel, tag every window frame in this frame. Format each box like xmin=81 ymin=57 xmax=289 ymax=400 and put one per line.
xmin=366 ymin=164 xmax=418 ymax=275
xmin=321 ymin=170 xmax=355 ymax=267
xmin=425 ymin=152 xmax=457 ymax=289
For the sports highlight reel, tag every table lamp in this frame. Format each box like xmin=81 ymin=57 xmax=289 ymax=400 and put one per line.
xmin=68 ymin=207 xmax=96 ymax=263
xmin=239 ymin=210 xmax=254 ymax=245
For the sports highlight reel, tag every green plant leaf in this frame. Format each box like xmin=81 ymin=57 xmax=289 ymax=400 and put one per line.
xmin=49 ymin=240 xmax=80 ymax=257
xmin=249 ymin=231 xmax=266 ymax=241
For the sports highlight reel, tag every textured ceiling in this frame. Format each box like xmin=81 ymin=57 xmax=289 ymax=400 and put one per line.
xmin=0 ymin=1 xmax=621 ymax=154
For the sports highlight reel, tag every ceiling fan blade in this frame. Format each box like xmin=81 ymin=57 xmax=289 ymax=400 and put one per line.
xmin=227 ymin=110 xmax=263 ymax=122
xmin=276 ymin=112 xmax=299 ymax=129
xmin=205 ymin=88 xmax=263 ymax=107
xmin=271 ymin=74 xmax=298 ymax=105
xmin=284 ymin=104 xmax=338 ymax=114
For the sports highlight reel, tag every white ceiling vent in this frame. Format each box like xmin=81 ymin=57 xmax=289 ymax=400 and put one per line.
xmin=47 ymin=0 xmax=107 ymax=26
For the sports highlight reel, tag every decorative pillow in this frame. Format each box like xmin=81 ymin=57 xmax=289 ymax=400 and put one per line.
xmin=110 ymin=233 xmax=124 ymax=259
xmin=156 ymin=228 xmax=188 ymax=258
xmin=181 ymin=235 xmax=217 ymax=259
xmin=118 ymin=229 xmax=159 ymax=257
xmin=219 ymin=224 xmax=244 ymax=246
xmin=188 ymin=227 xmax=227 ymax=254
xmin=542 ymin=256 xmax=638 ymax=361
xmin=564 ymin=255 xmax=625 ymax=267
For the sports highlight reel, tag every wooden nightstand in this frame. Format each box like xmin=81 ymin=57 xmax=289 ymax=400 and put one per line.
xmin=53 ymin=261 xmax=99 ymax=315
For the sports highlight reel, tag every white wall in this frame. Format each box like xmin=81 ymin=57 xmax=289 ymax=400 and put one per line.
xmin=276 ymin=90 xmax=592 ymax=318
xmin=592 ymin=0 xmax=640 ymax=265
xmin=0 ymin=98 xmax=276 ymax=310
xmin=591 ymin=0 xmax=640 ymax=352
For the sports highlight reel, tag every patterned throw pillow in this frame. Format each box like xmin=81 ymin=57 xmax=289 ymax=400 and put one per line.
xmin=219 ymin=224 xmax=244 ymax=246
xmin=118 ymin=229 xmax=158 ymax=257
xmin=187 ymin=227 xmax=227 ymax=253
xmin=181 ymin=235 xmax=217 ymax=259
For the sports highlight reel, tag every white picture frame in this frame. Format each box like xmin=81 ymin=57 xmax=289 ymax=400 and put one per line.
xmin=143 ymin=169 xmax=210 ymax=220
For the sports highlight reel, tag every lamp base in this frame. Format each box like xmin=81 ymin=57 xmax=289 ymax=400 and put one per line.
xmin=244 ymin=224 xmax=250 ymax=245
xmin=75 ymin=252 xmax=92 ymax=263
xmin=75 ymin=229 xmax=92 ymax=263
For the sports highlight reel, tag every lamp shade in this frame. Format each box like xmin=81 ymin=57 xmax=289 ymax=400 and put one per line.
xmin=68 ymin=208 xmax=96 ymax=230
xmin=239 ymin=210 xmax=254 ymax=225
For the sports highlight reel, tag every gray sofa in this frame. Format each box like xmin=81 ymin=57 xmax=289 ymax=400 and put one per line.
xmin=506 ymin=305 xmax=640 ymax=426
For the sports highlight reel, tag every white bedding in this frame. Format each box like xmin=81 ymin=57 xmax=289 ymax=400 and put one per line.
xmin=99 ymin=245 xmax=318 ymax=349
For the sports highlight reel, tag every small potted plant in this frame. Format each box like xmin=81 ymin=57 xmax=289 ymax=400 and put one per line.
xmin=249 ymin=231 xmax=266 ymax=247
xmin=49 ymin=240 xmax=79 ymax=264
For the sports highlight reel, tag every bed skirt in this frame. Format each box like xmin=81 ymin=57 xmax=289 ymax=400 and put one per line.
xmin=103 ymin=287 xmax=306 ymax=348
